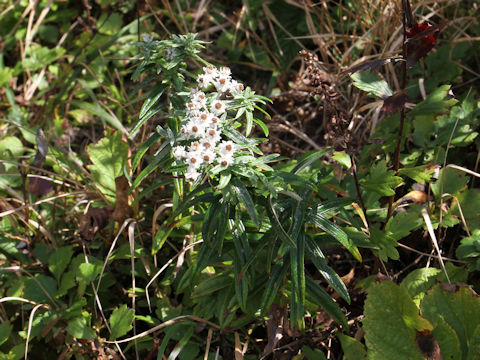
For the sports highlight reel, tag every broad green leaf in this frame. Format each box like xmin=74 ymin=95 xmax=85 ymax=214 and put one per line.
xmin=87 ymin=131 xmax=128 ymax=202
xmin=467 ymin=325 xmax=480 ymax=360
xmin=109 ymin=304 xmax=135 ymax=340
xmin=24 ymin=275 xmax=57 ymax=304
xmin=0 ymin=323 xmax=12 ymax=346
xmin=401 ymin=263 xmax=468 ymax=306
xmin=301 ymin=345 xmax=327 ymax=360
xmin=23 ymin=45 xmax=65 ymax=71
xmin=67 ymin=314 xmax=96 ymax=340
xmin=0 ymin=136 xmax=24 ymax=157
xmin=431 ymin=317 xmax=461 ymax=360
xmin=363 ymin=281 xmax=432 ymax=360
xmin=431 ymin=167 xmax=468 ymax=199
xmin=0 ymin=67 xmax=13 ymax=87
xmin=332 ymin=151 xmax=352 ymax=169
xmin=76 ymin=262 xmax=102 ymax=283
xmin=337 ymin=333 xmax=367 ymax=360
xmin=168 ymin=326 xmax=194 ymax=360
xmin=421 ymin=283 xmax=480 ymax=356
xmin=398 ymin=165 xmax=434 ymax=184
xmin=350 ymin=70 xmax=393 ymax=99
xmin=48 ymin=245 xmax=74 ymax=281
xmin=361 ymin=161 xmax=403 ymax=196
xmin=456 ymin=229 xmax=480 ymax=271
xmin=409 ymin=85 xmax=458 ymax=118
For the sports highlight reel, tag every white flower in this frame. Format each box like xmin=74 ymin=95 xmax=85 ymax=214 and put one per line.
xmin=204 ymin=127 xmax=221 ymax=144
xmin=210 ymin=100 xmax=226 ymax=115
xmin=214 ymin=76 xmax=232 ymax=93
xmin=203 ymin=65 xmax=218 ymax=76
xmin=219 ymin=66 xmax=231 ymax=77
xmin=185 ymin=167 xmax=201 ymax=182
xmin=201 ymin=148 xmax=216 ymax=164
xmin=228 ymin=80 xmax=244 ymax=95
xmin=188 ymin=141 xmax=202 ymax=153
xmin=192 ymin=91 xmax=207 ymax=108
xmin=218 ymin=153 xmax=234 ymax=167
xmin=186 ymin=151 xmax=203 ymax=169
xmin=200 ymin=138 xmax=216 ymax=150
xmin=185 ymin=120 xmax=205 ymax=138
xmin=218 ymin=140 xmax=236 ymax=155
xmin=197 ymin=73 xmax=213 ymax=89
xmin=209 ymin=115 xmax=221 ymax=127
xmin=172 ymin=146 xmax=186 ymax=160
xmin=197 ymin=111 xmax=210 ymax=124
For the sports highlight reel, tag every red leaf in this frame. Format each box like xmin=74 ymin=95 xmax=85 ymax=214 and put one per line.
xmin=405 ymin=22 xmax=449 ymax=67
xmin=382 ymin=90 xmax=408 ymax=113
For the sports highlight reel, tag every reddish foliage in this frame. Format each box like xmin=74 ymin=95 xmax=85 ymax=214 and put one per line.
xmin=406 ymin=22 xmax=448 ymax=67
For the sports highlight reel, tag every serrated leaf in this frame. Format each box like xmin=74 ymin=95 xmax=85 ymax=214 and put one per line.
xmin=109 ymin=304 xmax=135 ymax=340
xmin=409 ymin=85 xmax=458 ymax=117
xmin=350 ymin=70 xmax=393 ymax=99
xmin=398 ymin=165 xmax=434 ymax=184
xmin=48 ymin=245 xmax=74 ymax=281
xmin=67 ymin=315 xmax=96 ymax=340
xmin=421 ymin=283 xmax=480 ymax=356
xmin=87 ymin=131 xmax=128 ymax=202
xmin=361 ymin=160 xmax=403 ymax=196
xmin=76 ymin=262 xmax=102 ymax=283
xmin=363 ymin=281 xmax=432 ymax=360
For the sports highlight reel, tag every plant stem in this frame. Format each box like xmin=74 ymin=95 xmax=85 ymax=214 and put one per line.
xmin=351 ymin=155 xmax=369 ymax=227
xmin=384 ymin=1 xmax=408 ymax=228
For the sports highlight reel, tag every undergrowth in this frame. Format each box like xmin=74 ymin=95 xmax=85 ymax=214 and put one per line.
xmin=1 ymin=0 xmax=480 ymax=359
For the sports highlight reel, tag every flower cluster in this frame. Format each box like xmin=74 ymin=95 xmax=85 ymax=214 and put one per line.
xmin=172 ymin=65 xmax=245 ymax=182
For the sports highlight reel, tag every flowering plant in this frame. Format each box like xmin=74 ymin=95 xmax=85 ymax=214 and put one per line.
xmin=172 ymin=64 xmax=270 ymax=184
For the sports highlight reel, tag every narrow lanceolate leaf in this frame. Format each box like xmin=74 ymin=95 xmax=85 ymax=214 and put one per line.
xmin=266 ymin=197 xmax=296 ymax=248
xmin=231 ymin=179 xmax=259 ymax=226
xmin=305 ymin=236 xmax=350 ymax=302
xmin=132 ymin=132 xmax=161 ymax=170
xmin=292 ymin=148 xmax=333 ymax=174
xmin=308 ymin=211 xmax=361 ymax=262
xmin=306 ymin=277 xmax=348 ymax=328
xmin=130 ymin=83 xmax=168 ymax=136
xmin=233 ymin=231 xmax=249 ymax=311
xmin=260 ymin=260 xmax=289 ymax=315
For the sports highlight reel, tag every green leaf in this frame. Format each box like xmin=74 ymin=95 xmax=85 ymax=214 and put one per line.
xmin=431 ymin=317 xmax=461 ymax=360
xmin=291 ymin=148 xmax=333 ymax=174
xmin=456 ymin=230 xmax=480 ymax=271
xmin=308 ymin=211 xmax=361 ymax=261
xmin=131 ymin=83 xmax=168 ymax=136
xmin=398 ymin=165 xmax=434 ymax=184
xmin=409 ymin=85 xmax=458 ymax=118
xmin=305 ymin=236 xmax=350 ymax=302
xmin=191 ymin=274 xmax=232 ymax=298
xmin=332 ymin=151 xmax=352 ymax=169
xmin=0 ymin=67 xmax=13 ymax=87
xmin=0 ymin=322 xmax=12 ymax=346
xmin=301 ymin=345 xmax=327 ymax=360
xmin=421 ymin=283 xmax=480 ymax=356
xmin=363 ymin=281 xmax=432 ymax=360
xmin=431 ymin=167 xmax=468 ymax=199
xmin=305 ymin=277 xmax=348 ymax=328
xmin=231 ymin=179 xmax=259 ymax=226
xmin=109 ymin=304 xmax=135 ymax=340
xmin=337 ymin=333 xmax=367 ymax=360
xmin=24 ymin=275 xmax=57 ymax=304
xmin=71 ymin=100 xmax=127 ymax=135
xmin=361 ymin=160 xmax=403 ymax=196
xmin=76 ymin=262 xmax=102 ymax=283
xmin=467 ymin=325 xmax=480 ymax=360
xmin=48 ymin=245 xmax=74 ymax=281
xmin=266 ymin=197 xmax=296 ymax=248
xmin=350 ymin=70 xmax=393 ymax=99
xmin=260 ymin=261 xmax=289 ymax=315
xmin=87 ymin=131 xmax=128 ymax=202
xmin=67 ymin=314 xmax=96 ymax=340
xmin=22 ymin=45 xmax=65 ymax=71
